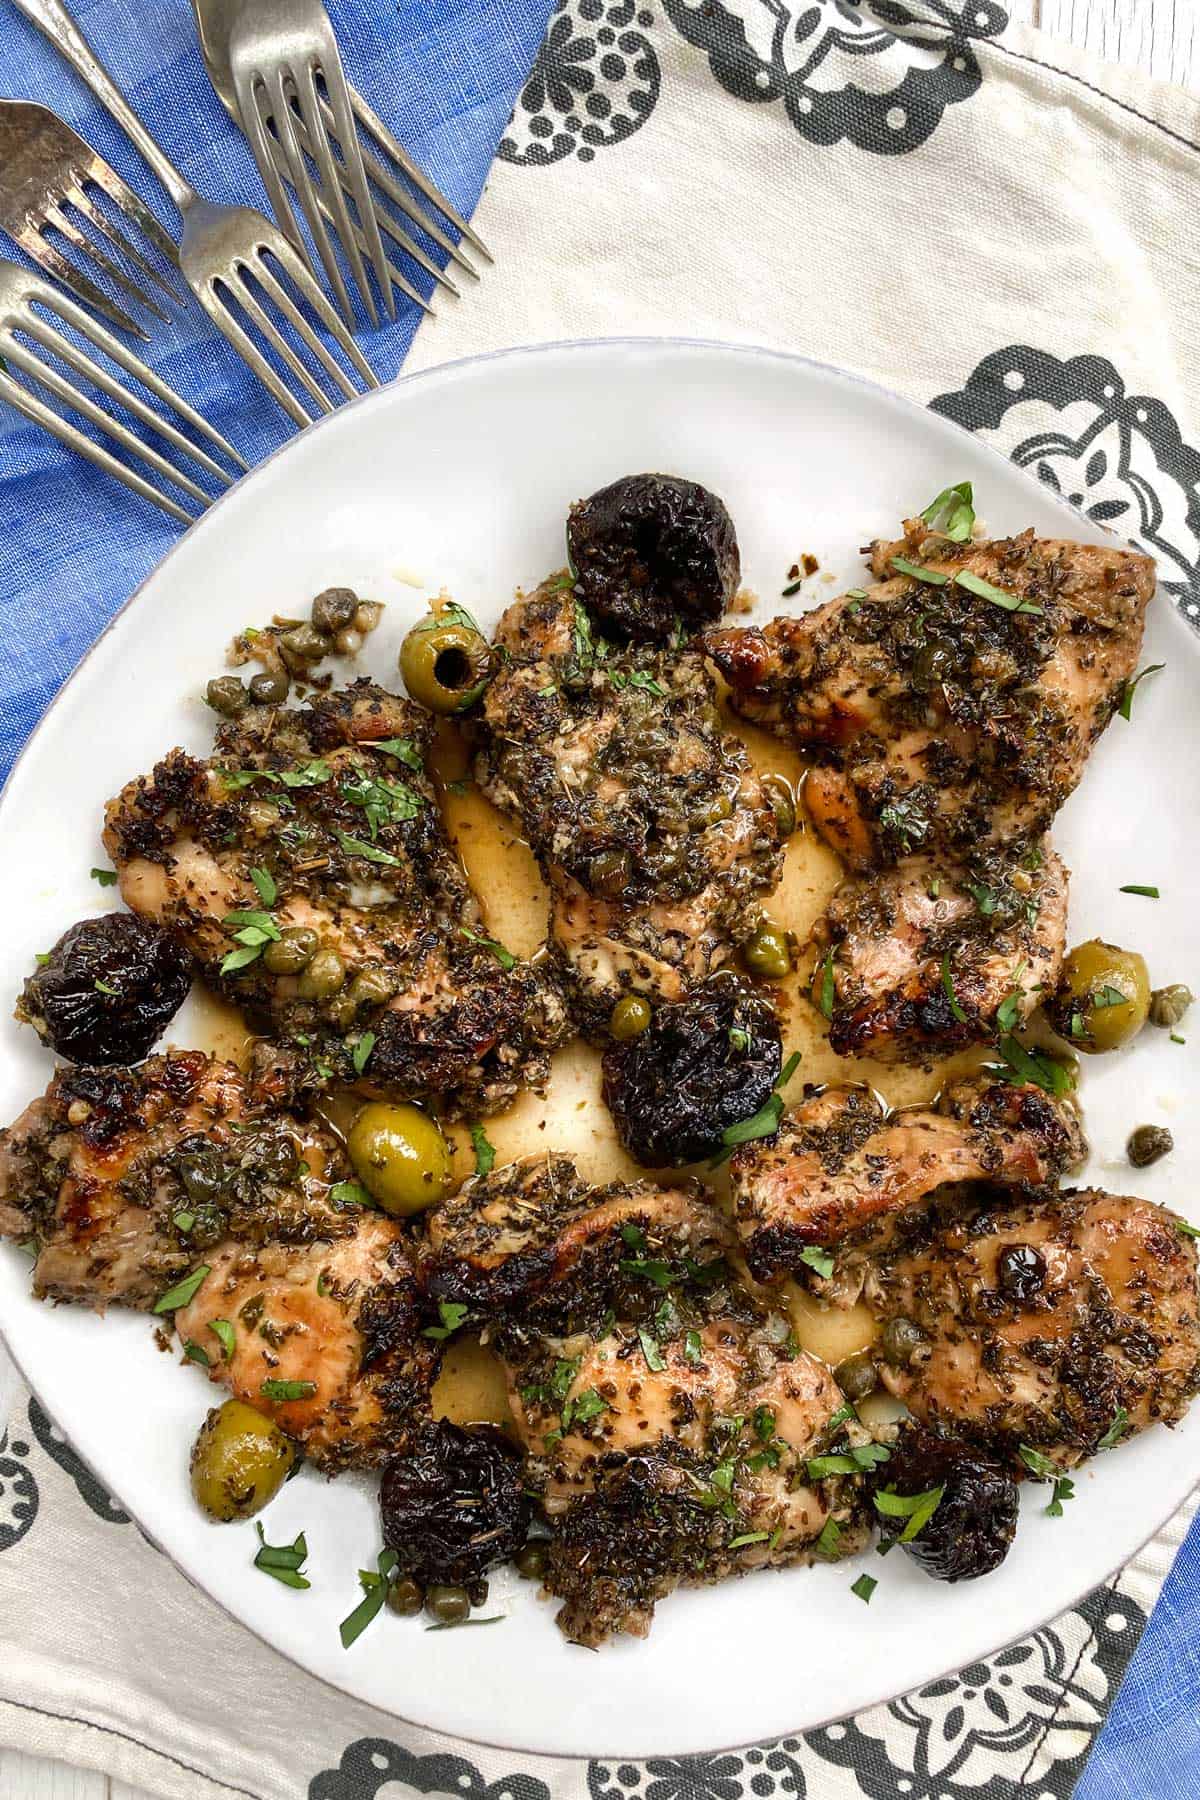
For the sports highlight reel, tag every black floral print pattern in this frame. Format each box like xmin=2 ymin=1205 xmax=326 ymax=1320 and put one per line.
xmin=0 ymin=1425 xmax=38 ymax=1552
xmin=28 ymin=1396 xmax=129 ymax=1525
xmin=499 ymin=0 xmax=662 ymax=164
xmin=309 ymin=1737 xmax=551 ymax=1800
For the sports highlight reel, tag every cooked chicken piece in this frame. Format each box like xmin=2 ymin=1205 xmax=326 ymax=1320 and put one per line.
xmin=866 ymin=1189 xmax=1200 ymax=1466
xmin=103 ymin=679 xmax=569 ymax=1115
xmin=0 ymin=1052 xmax=435 ymax=1470
xmin=474 ymin=577 xmax=782 ymax=1032
xmin=428 ymin=1153 xmax=870 ymax=1643
xmin=811 ymin=840 xmax=1068 ymax=1060
xmin=708 ymin=521 xmax=1153 ymax=869
xmin=729 ymin=1076 xmax=1086 ymax=1280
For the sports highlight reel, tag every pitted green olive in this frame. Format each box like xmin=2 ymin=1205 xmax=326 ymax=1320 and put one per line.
xmin=348 ymin=1102 xmax=452 ymax=1217
xmin=400 ymin=619 xmax=491 ymax=715
xmin=189 ymin=1399 xmax=295 ymax=1522
xmin=1047 ymin=940 xmax=1150 ymax=1053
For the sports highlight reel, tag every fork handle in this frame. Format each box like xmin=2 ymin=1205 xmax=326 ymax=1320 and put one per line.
xmin=9 ymin=0 xmax=195 ymax=215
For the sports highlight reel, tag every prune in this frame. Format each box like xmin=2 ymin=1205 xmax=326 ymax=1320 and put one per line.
xmin=873 ymin=1422 xmax=1018 ymax=1582
xmin=602 ymin=979 xmax=781 ymax=1166
xmin=567 ymin=473 xmax=740 ymax=643
xmin=20 ymin=914 xmax=192 ymax=1065
xmin=380 ymin=1420 xmax=528 ymax=1587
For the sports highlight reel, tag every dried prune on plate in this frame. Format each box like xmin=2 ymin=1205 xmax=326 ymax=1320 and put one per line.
xmin=19 ymin=913 xmax=192 ymax=1065
xmin=873 ymin=1421 xmax=1019 ymax=1582
xmin=380 ymin=1420 xmax=529 ymax=1587
xmin=567 ymin=473 xmax=740 ymax=643
xmin=602 ymin=979 xmax=781 ymax=1166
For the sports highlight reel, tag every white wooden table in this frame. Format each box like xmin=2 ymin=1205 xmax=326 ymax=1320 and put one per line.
xmin=4 ymin=3 xmax=1198 ymax=1797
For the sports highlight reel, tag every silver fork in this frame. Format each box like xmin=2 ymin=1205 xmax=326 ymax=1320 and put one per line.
xmin=194 ymin=0 xmax=490 ymax=318
xmin=0 ymin=99 xmax=184 ymax=340
xmin=0 ymin=259 xmax=245 ymax=521
xmin=10 ymin=0 xmax=380 ymax=429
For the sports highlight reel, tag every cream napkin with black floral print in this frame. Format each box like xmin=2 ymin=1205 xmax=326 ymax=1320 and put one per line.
xmin=5 ymin=5 xmax=1200 ymax=1799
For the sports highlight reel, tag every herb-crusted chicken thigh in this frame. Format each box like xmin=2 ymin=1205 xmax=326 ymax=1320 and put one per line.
xmin=103 ymin=679 xmax=568 ymax=1115
xmin=427 ymin=1153 xmax=871 ymax=1643
xmin=474 ymin=577 xmax=783 ymax=1032
xmin=708 ymin=520 xmax=1153 ymax=869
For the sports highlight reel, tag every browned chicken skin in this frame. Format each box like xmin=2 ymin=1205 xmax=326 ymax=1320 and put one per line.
xmin=708 ymin=521 xmax=1153 ymax=870
xmin=866 ymin=1189 xmax=1200 ymax=1467
xmin=729 ymin=1076 xmax=1086 ymax=1278
xmin=811 ymin=842 xmax=1068 ymax=1061
xmin=474 ymin=577 xmax=782 ymax=1032
xmin=102 ymin=680 xmax=569 ymax=1115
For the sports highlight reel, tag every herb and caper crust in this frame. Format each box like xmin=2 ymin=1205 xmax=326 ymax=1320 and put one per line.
xmin=708 ymin=518 xmax=1154 ymax=869
xmin=473 ymin=576 xmax=782 ymax=1034
xmin=101 ymin=678 xmax=569 ymax=1116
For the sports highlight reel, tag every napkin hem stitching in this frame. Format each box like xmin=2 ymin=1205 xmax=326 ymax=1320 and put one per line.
xmin=989 ymin=37 xmax=1200 ymax=159
xmin=0 ymin=1692 xmax=263 ymax=1800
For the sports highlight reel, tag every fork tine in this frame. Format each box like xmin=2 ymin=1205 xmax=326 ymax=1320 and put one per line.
xmin=33 ymin=282 xmax=249 ymax=470
xmin=195 ymin=279 xmax=312 ymax=429
xmin=42 ymin=200 xmax=170 ymax=326
xmin=258 ymin=233 xmax=378 ymax=389
xmin=348 ymin=87 xmax=492 ymax=265
xmin=70 ymin=182 xmax=183 ymax=307
xmin=363 ymin=186 xmax=456 ymax=297
xmin=338 ymin=108 xmax=480 ymax=283
xmin=227 ymin=268 xmax=335 ymax=414
xmin=20 ymin=312 xmax=237 ymax=487
xmin=81 ymin=148 xmax=185 ymax=278
xmin=10 ymin=225 xmax=145 ymax=338
xmin=293 ymin=62 xmax=387 ymax=326
xmin=250 ymin=253 xmax=359 ymax=401
xmin=0 ymin=352 xmax=196 ymax=522
xmin=265 ymin=66 xmax=354 ymax=327
xmin=239 ymin=75 xmax=313 ymax=265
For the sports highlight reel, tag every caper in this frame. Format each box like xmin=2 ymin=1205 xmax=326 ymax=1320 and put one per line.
xmin=1150 ymin=984 xmax=1193 ymax=1030
xmin=177 ymin=1150 xmax=227 ymax=1207
xmin=880 ymin=1315 xmax=926 ymax=1368
xmin=297 ymin=948 xmax=346 ymax=1000
xmin=762 ymin=773 xmax=796 ymax=838
xmin=189 ymin=1399 xmax=295 ymax=1522
xmin=425 ymin=1583 xmax=471 ymax=1625
xmin=348 ymin=966 xmax=396 ymax=1009
xmin=1046 ymin=940 xmax=1150 ymax=1053
xmin=248 ymin=668 xmax=290 ymax=706
xmin=911 ymin=636 xmax=959 ymax=691
xmin=610 ymin=994 xmax=653 ymax=1041
xmin=247 ymin=1133 xmax=299 ymax=1182
xmin=206 ymin=676 xmax=248 ymax=718
xmin=702 ymin=791 xmax=733 ymax=827
xmin=347 ymin=1102 xmax=452 ymax=1217
xmin=334 ymin=627 xmax=364 ymax=657
xmin=263 ymin=927 xmax=318 ymax=976
xmin=311 ymin=587 xmax=360 ymax=636
xmin=742 ymin=923 xmax=792 ymax=981
xmin=355 ymin=601 xmax=384 ymax=635
xmin=835 ymin=1350 xmax=878 ymax=1402
xmin=1127 ymin=1124 xmax=1174 ymax=1168
xmin=400 ymin=618 xmax=491 ymax=715
xmin=515 ymin=1541 xmax=548 ymax=1580
xmin=590 ymin=849 xmax=632 ymax=896
xmin=327 ymin=997 xmax=357 ymax=1033
xmin=280 ymin=623 xmax=327 ymax=665
xmin=386 ymin=1575 xmax=425 ymax=1616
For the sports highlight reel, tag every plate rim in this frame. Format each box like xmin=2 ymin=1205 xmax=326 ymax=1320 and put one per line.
xmin=2 ymin=333 xmax=1197 ymax=1760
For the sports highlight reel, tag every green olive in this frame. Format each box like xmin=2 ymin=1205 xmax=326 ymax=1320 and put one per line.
xmin=835 ymin=1350 xmax=878 ymax=1402
xmin=311 ymin=587 xmax=359 ymax=636
xmin=515 ymin=1541 xmax=548 ymax=1580
xmin=386 ymin=1575 xmax=425 ymax=1616
xmin=297 ymin=948 xmax=346 ymax=1000
xmin=761 ymin=774 xmax=797 ymax=839
xmin=610 ymin=994 xmax=653 ymax=1041
xmin=400 ymin=619 xmax=491 ymax=715
xmin=189 ymin=1399 xmax=295 ymax=1522
xmin=1047 ymin=940 xmax=1150 ymax=1053
xmin=425 ymin=1583 xmax=471 ymax=1625
xmin=742 ymin=922 xmax=792 ymax=981
xmin=1127 ymin=1124 xmax=1173 ymax=1168
xmin=206 ymin=676 xmax=248 ymax=718
xmin=248 ymin=668 xmax=290 ymax=706
xmin=263 ymin=927 xmax=319 ymax=976
xmin=879 ymin=1316 xmax=926 ymax=1369
xmin=347 ymin=1102 xmax=452 ymax=1217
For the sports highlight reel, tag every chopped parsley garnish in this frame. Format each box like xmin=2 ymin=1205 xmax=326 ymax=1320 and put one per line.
xmin=1091 ymin=985 xmax=1127 ymax=1010
xmin=90 ymin=866 xmax=118 ymax=887
xmin=807 ymin=1444 xmax=890 ymax=1480
xmin=423 ymin=1301 xmax=469 ymax=1342
xmin=968 ymin=881 xmax=997 ymax=917
xmin=874 ymin=1484 xmax=945 ymax=1542
xmin=94 ymin=978 xmax=117 ymax=996
xmin=329 ymin=1180 xmax=373 ymax=1210
xmin=850 ymin=1573 xmax=877 ymax=1604
xmin=255 ymin=1523 xmax=311 ymax=1590
xmin=1177 ymin=1219 xmax=1200 ymax=1239
xmin=415 ymin=601 xmax=482 ymax=636
xmin=827 ymin=1404 xmax=857 ymax=1433
xmin=1118 ymin=662 xmax=1164 ymax=720
xmin=618 ymin=1256 xmax=675 ymax=1287
xmin=955 ymin=569 xmax=1043 ymax=614
xmin=1018 ymin=1444 xmax=1057 ymax=1478
xmin=558 ymin=1388 xmax=610 ymax=1433
xmin=684 ymin=1330 xmax=703 ymax=1364
xmin=891 ymin=555 xmax=949 ymax=586
xmin=1098 ymin=1406 xmax=1129 ymax=1450
xmin=941 ymin=952 xmax=968 ymax=1024
xmin=369 ymin=736 xmax=423 ymax=770
xmin=340 ymin=1548 xmax=398 ymax=1647
xmin=251 ymin=866 xmax=277 ymax=906
xmin=209 ymin=1318 xmax=236 ymax=1359
xmin=610 ymin=669 xmax=666 ymax=697
xmin=729 ymin=1530 xmax=771 ymax=1550
xmin=173 ymin=1210 xmax=195 ymax=1234
xmin=877 ymin=795 xmax=929 ymax=852
xmin=638 ymin=1327 xmax=666 ymax=1372
xmin=1172 ymin=1033 xmax=1187 ymax=1045
xmin=996 ymin=974 xmax=1025 ymax=1036
xmin=220 ymin=896 xmax=282 ymax=975
xmin=153 ymin=1265 xmax=210 ymax=1314
xmin=1046 ymin=1476 xmax=1075 ymax=1518
xmin=814 ymin=1516 xmax=845 ymax=1559
xmin=798 ymin=1245 xmax=834 ymax=1280
xmin=350 ymin=1031 xmax=376 ymax=1077
xmin=1119 ymin=884 xmax=1159 ymax=898
xmin=753 ymin=1406 xmax=776 ymax=1443
xmin=715 ymin=1050 xmax=801 ymax=1158
xmin=425 ymin=1615 xmax=505 ymax=1631
xmin=469 ymin=1123 xmax=496 ymax=1177
xmin=458 ymin=926 xmax=517 ymax=970
xmin=994 ymin=1035 xmax=1075 ymax=1097
xmin=34 ymin=952 xmax=50 ymax=966
xmin=336 ymin=831 xmax=403 ymax=868
xmin=818 ymin=950 xmax=836 ymax=1020
xmin=339 ymin=772 xmax=422 ymax=839
xmin=919 ymin=480 xmax=975 ymax=542
xmin=261 ymin=1378 xmax=317 ymax=1401
xmin=182 ymin=1340 xmax=210 ymax=1367
xmin=781 ymin=576 xmax=804 ymax=597
xmin=729 ymin=1026 xmax=750 ymax=1053
xmin=845 ymin=588 xmax=867 ymax=600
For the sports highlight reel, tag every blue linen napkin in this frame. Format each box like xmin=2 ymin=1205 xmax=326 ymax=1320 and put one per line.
xmin=0 ymin=0 xmax=553 ymax=781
